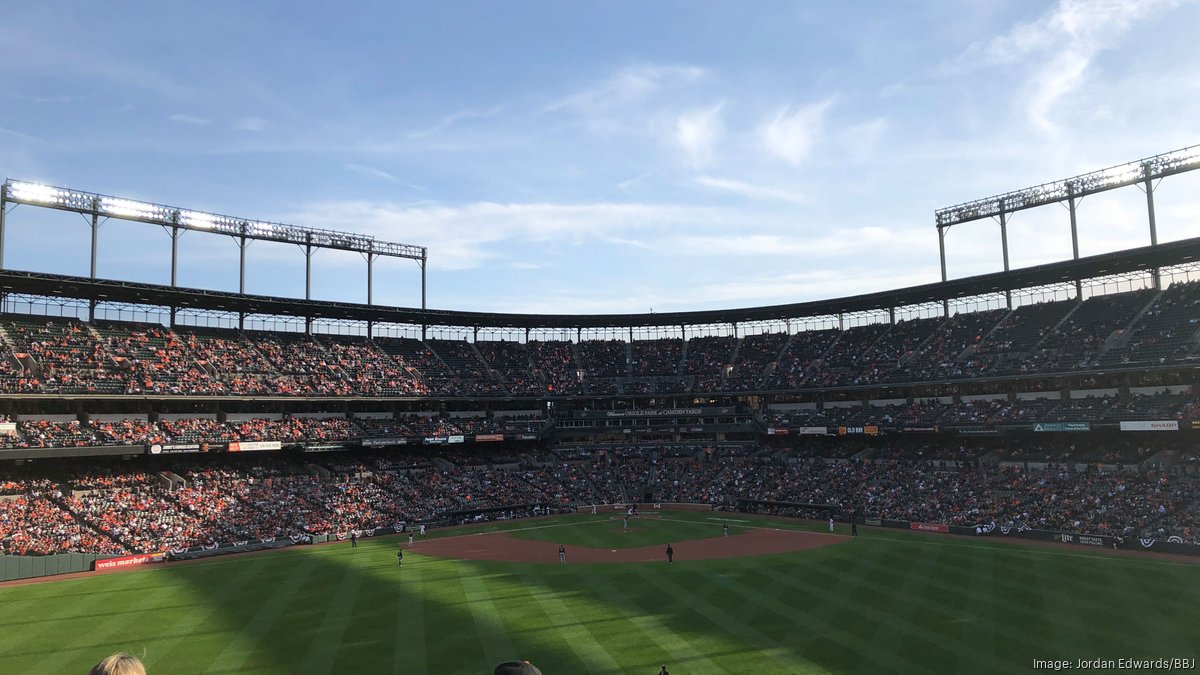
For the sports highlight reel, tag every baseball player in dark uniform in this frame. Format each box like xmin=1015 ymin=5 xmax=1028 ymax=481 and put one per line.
xmin=659 ymin=666 xmax=670 ymax=675
xmin=559 ymin=544 xmax=566 ymax=564
xmin=397 ymin=548 xmax=403 ymax=566
xmin=350 ymin=531 xmax=358 ymax=548
xmin=666 ymin=544 xmax=673 ymax=563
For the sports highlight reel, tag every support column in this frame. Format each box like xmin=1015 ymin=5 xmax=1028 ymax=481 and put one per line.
xmin=305 ymin=244 xmax=313 ymax=300
xmin=938 ymin=226 xmax=949 ymax=316
xmin=367 ymin=320 xmax=373 ymax=339
xmin=889 ymin=307 xmax=896 ymax=325
xmin=170 ymin=227 xmax=181 ymax=287
xmin=999 ymin=207 xmax=1011 ymax=309
xmin=0 ymin=194 xmax=8 ymax=270
xmin=1145 ymin=169 xmax=1161 ymax=289
xmin=367 ymin=252 xmax=375 ymax=305
xmin=90 ymin=212 xmax=100 ymax=280
xmin=238 ymin=236 xmax=248 ymax=294
xmin=420 ymin=259 xmax=427 ymax=310
xmin=1068 ymin=185 xmax=1082 ymax=298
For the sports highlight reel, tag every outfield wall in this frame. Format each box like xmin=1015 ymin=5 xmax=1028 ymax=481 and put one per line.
xmin=0 ymin=552 xmax=119 ymax=582
xmin=856 ymin=517 xmax=1200 ymax=557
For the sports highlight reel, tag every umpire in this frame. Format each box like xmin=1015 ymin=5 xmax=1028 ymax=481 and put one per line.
xmin=666 ymin=544 xmax=673 ymax=563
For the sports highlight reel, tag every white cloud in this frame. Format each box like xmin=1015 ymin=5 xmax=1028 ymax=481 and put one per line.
xmin=287 ymin=200 xmax=719 ymax=271
xmin=759 ymin=99 xmax=833 ymax=165
xmin=169 ymin=113 xmax=210 ymax=126
xmin=694 ymin=176 xmax=804 ymax=204
xmin=674 ymin=102 xmax=724 ymax=167
xmin=956 ymin=0 xmax=1181 ymax=134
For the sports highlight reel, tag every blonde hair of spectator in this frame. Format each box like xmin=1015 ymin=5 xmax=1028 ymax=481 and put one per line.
xmin=89 ymin=653 xmax=146 ymax=675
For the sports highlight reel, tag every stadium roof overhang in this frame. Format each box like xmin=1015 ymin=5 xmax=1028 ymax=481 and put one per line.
xmin=2 ymin=237 xmax=1197 ymax=329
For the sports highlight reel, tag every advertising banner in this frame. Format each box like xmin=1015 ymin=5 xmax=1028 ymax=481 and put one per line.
xmin=422 ymin=437 xmax=448 ymax=445
xmin=94 ymin=552 xmax=165 ymax=571
xmin=1119 ymin=420 xmax=1179 ymax=432
xmin=957 ymin=428 xmax=1003 ymax=436
xmin=604 ymin=408 xmax=704 ymax=418
xmin=362 ymin=437 xmax=407 ymax=447
xmin=516 ymin=434 xmax=539 ymax=441
xmin=474 ymin=434 xmax=504 ymax=442
xmin=227 ymin=441 xmax=282 ymax=452
xmin=303 ymin=444 xmax=346 ymax=452
xmin=447 ymin=435 xmax=465 ymax=444
xmin=147 ymin=443 xmax=216 ymax=455
xmin=0 ymin=422 xmax=15 ymax=435
xmin=902 ymin=426 xmax=940 ymax=433
xmin=909 ymin=522 xmax=949 ymax=533
xmin=838 ymin=425 xmax=879 ymax=436
xmin=1032 ymin=422 xmax=1091 ymax=432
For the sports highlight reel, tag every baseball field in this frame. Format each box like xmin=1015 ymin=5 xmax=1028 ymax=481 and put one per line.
xmin=1 ymin=511 xmax=1197 ymax=674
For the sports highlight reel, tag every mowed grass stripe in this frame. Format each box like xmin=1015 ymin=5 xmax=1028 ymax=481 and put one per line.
xmin=584 ymin=570 xmax=731 ymax=674
xmin=716 ymin=554 xmax=939 ymax=673
xmin=454 ymin=560 xmax=519 ymax=666
xmin=11 ymin=569 xmax=200 ymax=674
xmin=391 ymin=551 xmax=428 ymax=673
xmin=295 ymin=550 xmax=366 ymax=675
xmin=647 ymin=566 xmax=809 ymax=672
xmin=522 ymin=566 xmax=625 ymax=673
xmin=203 ymin=553 xmax=323 ymax=673
xmin=0 ymin=571 xmax=154 ymax=670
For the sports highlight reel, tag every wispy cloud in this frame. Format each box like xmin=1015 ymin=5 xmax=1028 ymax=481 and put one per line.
xmin=344 ymin=163 xmax=428 ymax=192
xmin=674 ymin=102 xmax=725 ymax=167
xmin=170 ymin=113 xmax=211 ymax=126
xmin=954 ymin=0 xmax=1180 ymax=134
xmin=407 ymin=104 xmax=505 ymax=139
xmin=545 ymin=63 xmax=707 ymax=114
xmin=759 ymin=98 xmax=834 ymax=165
xmin=694 ymin=176 xmax=804 ymax=204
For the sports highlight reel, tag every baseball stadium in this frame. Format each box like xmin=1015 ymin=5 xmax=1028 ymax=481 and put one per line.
xmin=1 ymin=143 xmax=1199 ymax=674
xmin=4 ymin=4 xmax=1200 ymax=675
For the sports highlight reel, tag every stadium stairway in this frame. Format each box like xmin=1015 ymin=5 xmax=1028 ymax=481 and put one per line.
xmin=1097 ymin=288 xmax=1166 ymax=359
xmin=1030 ymin=299 xmax=1086 ymax=350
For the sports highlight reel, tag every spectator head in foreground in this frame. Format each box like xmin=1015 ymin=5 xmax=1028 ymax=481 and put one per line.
xmin=494 ymin=660 xmax=542 ymax=675
xmin=89 ymin=653 xmax=146 ymax=675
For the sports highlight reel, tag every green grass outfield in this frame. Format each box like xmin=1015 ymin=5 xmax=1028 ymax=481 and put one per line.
xmin=1 ymin=512 xmax=1197 ymax=674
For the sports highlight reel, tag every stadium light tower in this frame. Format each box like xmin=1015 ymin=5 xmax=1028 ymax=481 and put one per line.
xmin=934 ymin=144 xmax=1200 ymax=302
xmin=0 ymin=180 xmax=429 ymax=326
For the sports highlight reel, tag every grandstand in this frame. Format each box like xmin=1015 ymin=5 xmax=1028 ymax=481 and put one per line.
xmin=0 ymin=149 xmax=1199 ymax=574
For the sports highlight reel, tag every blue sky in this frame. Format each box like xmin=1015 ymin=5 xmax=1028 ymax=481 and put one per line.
xmin=2 ymin=0 xmax=1199 ymax=316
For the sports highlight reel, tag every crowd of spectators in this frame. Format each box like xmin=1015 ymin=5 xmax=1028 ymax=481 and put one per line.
xmin=2 ymin=435 xmax=1200 ymax=555
xmin=0 ymin=280 xmax=1195 ymax=398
